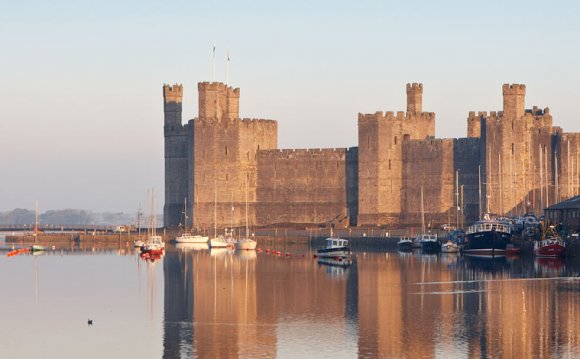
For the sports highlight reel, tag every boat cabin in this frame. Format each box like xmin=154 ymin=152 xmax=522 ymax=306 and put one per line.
xmin=325 ymin=238 xmax=349 ymax=248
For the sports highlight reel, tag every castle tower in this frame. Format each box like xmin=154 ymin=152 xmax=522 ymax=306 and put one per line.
xmin=502 ymin=84 xmax=526 ymax=119
xmin=198 ymin=82 xmax=240 ymax=119
xmin=163 ymin=84 xmax=189 ymax=228
xmin=192 ymin=82 xmax=277 ymax=229
xmin=406 ymin=83 xmax=423 ymax=113
xmin=358 ymin=84 xmax=435 ymax=226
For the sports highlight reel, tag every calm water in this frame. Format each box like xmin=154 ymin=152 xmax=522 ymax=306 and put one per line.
xmin=2 ymin=237 xmax=580 ymax=358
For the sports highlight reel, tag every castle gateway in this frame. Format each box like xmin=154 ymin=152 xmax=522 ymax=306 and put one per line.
xmin=164 ymin=82 xmax=580 ymax=229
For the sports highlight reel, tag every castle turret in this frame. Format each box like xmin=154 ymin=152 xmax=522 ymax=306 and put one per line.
xmin=406 ymin=83 xmax=423 ymax=113
xmin=163 ymin=84 xmax=188 ymax=228
xmin=198 ymin=82 xmax=240 ymax=119
xmin=502 ymin=83 xmax=526 ymax=119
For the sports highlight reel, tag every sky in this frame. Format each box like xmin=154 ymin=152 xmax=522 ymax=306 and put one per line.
xmin=1 ymin=0 xmax=579 ymax=213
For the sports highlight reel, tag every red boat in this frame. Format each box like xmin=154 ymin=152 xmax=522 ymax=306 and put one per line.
xmin=534 ymin=226 xmax=565 ymax=257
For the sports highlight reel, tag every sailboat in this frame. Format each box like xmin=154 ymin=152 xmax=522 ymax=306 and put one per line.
xmin=235 ymin=175 xmax=257 ymax=250
xmin=209 ymin=182 xmax=230 ymax=248
xmin=30 ymin=201 xmax=45 ymax=252
xmin=417 ymin=187 xmax=440 ymax=252
xmin=141 ymin=190 xmax=165 ymax=254
xmin=175 ymin=197 xmax=209 ymax=243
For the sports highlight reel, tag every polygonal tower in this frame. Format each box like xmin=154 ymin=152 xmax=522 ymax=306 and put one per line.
xmin=163 ymin=84 xmax=189 ymax=228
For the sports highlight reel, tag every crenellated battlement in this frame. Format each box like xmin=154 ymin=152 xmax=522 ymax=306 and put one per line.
xmin=258 ymin=148 xmax=347 ymax=159
xmin=197 ymin=81 xmax=240 ymax=94
xmin=163 ymin=84 xmax=183 ymax=103
xmin=406 ymin=83 xmax=423 ymax=92
xmin=502 ymin=83 xmax=526 ymax=95
xmin=358 ymin=110 xmax=435 ymax=123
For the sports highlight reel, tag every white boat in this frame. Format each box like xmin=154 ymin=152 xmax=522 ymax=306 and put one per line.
xmin=208 ymin=181 xmax=230 ymax=248
xmin=175 ymin=233 xmax=209 ymax=243
xmin=235 ymin=176 xmax=257 ymax=251
xmin=133 ymin=240 xmax=144 ymax=248
xmin=441 ymin=240 xmax=460 ymax=253
xmin=174 ymin=198 xmax=209 ymax=243
xmin=141 ymin=189 xmax=165 ymax=254
xmin=235 ymin=237 xmax=257 ymax=250
xmin=142 ymin=235 xmax=165 ymax=252
xmin=209 ymin=236 xmax=230 ymax=248
xmin=317 ymin=237 xmax=351 ymax=259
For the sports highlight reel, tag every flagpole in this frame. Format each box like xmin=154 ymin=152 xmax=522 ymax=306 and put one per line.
xmin=226 ymin=51 xmax=230 ymax=85
xmin=212 ymin=46 xmax=216 ymax=82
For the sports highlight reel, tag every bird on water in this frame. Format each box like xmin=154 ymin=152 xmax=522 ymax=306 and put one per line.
xmin=87 ymin=319 xmax=93 ymax=326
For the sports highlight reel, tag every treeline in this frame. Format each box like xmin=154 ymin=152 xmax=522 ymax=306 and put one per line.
xmin=0 ymin=209 xmax=141 ymax=226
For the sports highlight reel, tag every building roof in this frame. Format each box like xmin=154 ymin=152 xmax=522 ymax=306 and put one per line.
xmin=545 ymin=195 xmax=580 ymax=211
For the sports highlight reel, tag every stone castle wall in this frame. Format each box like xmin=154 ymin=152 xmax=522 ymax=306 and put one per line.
xmin=164 ymin=80 xmax=580 ymax=229
xmin=255 ymin=148 xmax=352 ymax=226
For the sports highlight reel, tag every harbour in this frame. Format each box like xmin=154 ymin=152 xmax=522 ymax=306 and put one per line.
xmin=3 ymin=236 xmax=580 ymax=358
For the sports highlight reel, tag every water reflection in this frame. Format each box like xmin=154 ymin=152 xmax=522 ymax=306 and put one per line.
xmin=162 ymin=246 xmax=580 ymax=358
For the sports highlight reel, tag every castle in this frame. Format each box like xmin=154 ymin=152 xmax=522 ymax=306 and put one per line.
xmin=164 ymin=81 xmax=580 ymax=229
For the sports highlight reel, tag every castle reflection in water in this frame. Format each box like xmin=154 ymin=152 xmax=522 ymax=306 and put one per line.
xmin=161 ymin=246 xmax=580 ymax=358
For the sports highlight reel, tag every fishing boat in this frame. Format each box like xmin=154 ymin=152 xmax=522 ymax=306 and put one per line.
xmin=534 ymin=226 xmax=565 ymax=257
xmin=397 ymin=237 xmax=414 ymax=251
xmin=235 ymin=176 xmax=257 ymax=251
xmin=441 ymin=240 xmax=459 ymax=253
xmin=317 ymin=237 xmax=352 ymax=259
xmin=419 ymin=234 xmax=440 ymax=252
xmin=463 ymin=218 xmax=511 ymax=257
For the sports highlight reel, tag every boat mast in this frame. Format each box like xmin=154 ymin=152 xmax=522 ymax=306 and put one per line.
xmin=421 ymin=186 xmax=425 ymax=235
xmin=184 ymin=197 xmax=188 ymax=233
xmin=214 ymin=180 xmax=217 ymax=238
xmin=34 ymin=200 xmax=38 ymax=243
xmin=245 ymin=174 xmax=249 ymax=238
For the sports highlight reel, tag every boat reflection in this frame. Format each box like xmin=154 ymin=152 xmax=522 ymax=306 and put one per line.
xmin=174 ymin=242 xmax=209 ymax=251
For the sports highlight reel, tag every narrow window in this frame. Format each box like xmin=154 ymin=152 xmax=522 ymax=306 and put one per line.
xmin=225 ymin=146 xmax=228 ymax=156
xmin=512 ymin=143 xmax=515 ymax=155
xmin=389 ymin=160 xmax=392 ymax=170
xmin=395 ymin=136 xmax=398 ymax=145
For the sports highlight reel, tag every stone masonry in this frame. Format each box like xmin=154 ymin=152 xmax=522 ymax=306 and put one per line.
xmin=164 ymin=81 xmax=580 ymax=229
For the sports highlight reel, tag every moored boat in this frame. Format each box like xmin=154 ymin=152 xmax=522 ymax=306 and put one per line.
xmin=463 ymin=219 xmax=511 ymax=257
xmin=397 ymin=237 xmax=414 ymax=251
xmin=534 ymin=226 xmax=565 ymax=257
xmin=30 ymin=244 xmax=46 ymax=252
xmin=419 ymin=234 xmax=440 ymax=253
xmin=175 ymin=233 xmax=209 ymax=243
xmin=441 ymin=240 xmax=459 ymax=253
xmin=317 ymin=237 xmax=352 ymax=259
xmin=235 ymin=238 xmax=257 ymax=250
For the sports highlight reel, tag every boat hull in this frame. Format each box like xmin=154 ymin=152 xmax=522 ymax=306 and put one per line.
xmin=441 ymin=244 xmax=459 ymax=253
xmin=463 ymin=230 xmax=510 ymax=257
xmin=235 ymin=239 xmax=257 ymax=250
xmin=175 ymin=235 xmax=209 ymax=243
xmin=398 ymin=242 xmax=414 ymax=251
xmin=534 ymin=243 xmax=565 ymax=257
xmin=421 ymin=241 xmax=440 ymax=252
xmin=317 ymin=246 xmax=351 ymax=259
xmin=209 ymin=238 xmax=230 ymax=248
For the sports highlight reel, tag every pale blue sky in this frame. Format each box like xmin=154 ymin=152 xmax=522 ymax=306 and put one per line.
xmin=1 ymin=0 xmax=579 ymax=212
